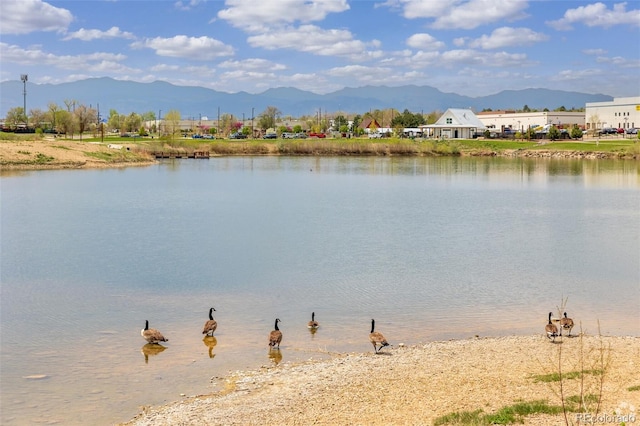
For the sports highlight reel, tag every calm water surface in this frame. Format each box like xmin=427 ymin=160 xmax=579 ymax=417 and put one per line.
xmin=1 ymin=156 xmax=639 ymax=425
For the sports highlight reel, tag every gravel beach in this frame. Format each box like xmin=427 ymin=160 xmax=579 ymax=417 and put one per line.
xmin=122 ymin=334 xmax=639 ymax=426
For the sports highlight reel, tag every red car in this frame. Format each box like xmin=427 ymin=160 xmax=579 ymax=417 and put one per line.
xmin=616 ymin=128 xmax=625 ymax=134
xmin=309 ymin=132 xmax=326 ymax=138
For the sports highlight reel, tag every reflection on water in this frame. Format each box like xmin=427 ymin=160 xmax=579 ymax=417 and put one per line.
xmin=202 ymin=336 xmax=218 ymax=359
xmin=1 ymin=156 xmax=638 ymax=425
xmin=268 ymin=349 xmax=283 ymax=366
xmin=141 ymin=343 xmax=167 ymax=364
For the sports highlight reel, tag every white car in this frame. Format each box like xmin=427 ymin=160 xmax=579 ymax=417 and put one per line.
xmin=368 ymin=132 xmax=382 ymax=139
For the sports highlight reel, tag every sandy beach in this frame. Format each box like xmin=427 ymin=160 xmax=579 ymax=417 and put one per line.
xmin=122 ymin=334 xmax=639 ymax=425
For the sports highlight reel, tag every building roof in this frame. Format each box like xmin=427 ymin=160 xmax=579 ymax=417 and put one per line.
xmin=422 ymin=108 xmax=486 ymax=129
xmin=359 ymin=117 xmax=381 ymax=129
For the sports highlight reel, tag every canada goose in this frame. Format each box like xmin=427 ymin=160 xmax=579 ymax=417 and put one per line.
xmin=369 ymin=319 xmax=390 ymax=353
xmin=307 ymin=312 xmax=319 ymax=330
xmin=560 ymin=312 xmax=574 ymax=336
xmin=545 ymin=312 xmax=559 ymax=342
xmin=269 ymin=318 xmax=282 ymax=349
xmin=141 ymin=320 xmax=168 ymax=344
xmin=202 ymin=307 xmax=218 ymax=336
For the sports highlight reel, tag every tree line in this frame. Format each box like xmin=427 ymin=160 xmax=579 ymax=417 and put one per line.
xmin=3 ymin=101 xmax=583 ymax=138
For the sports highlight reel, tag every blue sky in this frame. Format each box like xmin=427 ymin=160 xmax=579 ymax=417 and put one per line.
xmin=1 ymin=0 xmax=639 ymax=97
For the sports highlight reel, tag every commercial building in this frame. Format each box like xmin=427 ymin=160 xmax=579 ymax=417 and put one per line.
xmin=584 ymin=96 xmax=640 ymax=131
xmin=476 ymin=111 xmax=584 ymax=133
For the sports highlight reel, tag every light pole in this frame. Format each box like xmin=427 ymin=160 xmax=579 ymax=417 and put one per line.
xmin=20 ymin=74 xmax=28 ymax=126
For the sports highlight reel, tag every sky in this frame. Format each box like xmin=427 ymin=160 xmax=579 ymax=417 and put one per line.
xmin=1 ymin=0 xmax=639 ymax=98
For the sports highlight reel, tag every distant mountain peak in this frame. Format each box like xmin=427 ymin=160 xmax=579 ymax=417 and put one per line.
xmin=0 ymin=78 xmax=614 ymax=118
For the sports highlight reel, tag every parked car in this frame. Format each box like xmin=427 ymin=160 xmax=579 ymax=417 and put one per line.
xmin=295 ymin=132 xmax=308 ymax=139
xmin=625 ymin=128 xmax=638 ymax=134
xmin=600 ymin=128 xmax=617 ymax=135
xmin=368 ymin=132 xmax=382 ymax=139
xmin=282 ymin=132 xmax=295 ymax=139
xmin=229 ymin=132 xmax=247 ymax=139
xmin=616 ymin=128 xmax=625 ymax=134
xmin=309 ymin=132 xmax=326 ymax=138
xmin=263 ymin=133 xmax=277 ymax=139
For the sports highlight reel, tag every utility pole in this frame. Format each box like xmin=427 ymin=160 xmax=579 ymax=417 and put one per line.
xmin=20 ymin=74 xmax=28 ymax=127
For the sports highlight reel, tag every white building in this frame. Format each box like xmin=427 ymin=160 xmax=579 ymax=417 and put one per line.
xmin=476 ymin=110 xmax=584 ymax=132
xmin=420 ymin=108 xmax=486 ymax=139
xmin=584 ymin=96 xmax=640 ymax=131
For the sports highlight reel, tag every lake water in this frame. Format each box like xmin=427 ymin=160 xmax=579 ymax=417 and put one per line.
xmin=1 ymin=156 xmax=639 ymax=425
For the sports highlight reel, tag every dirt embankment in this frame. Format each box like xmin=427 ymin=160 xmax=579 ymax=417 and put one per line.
xmin=123 ymin=335 xmax=639 ymax=426
xmin=0 ymin=138 xmax=155 ymax=170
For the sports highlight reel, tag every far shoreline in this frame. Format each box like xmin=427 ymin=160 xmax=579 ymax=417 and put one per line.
xmin=1 ymin=136 xmax=638 ymax=172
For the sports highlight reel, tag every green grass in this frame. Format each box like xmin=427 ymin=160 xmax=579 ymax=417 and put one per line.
xmin=433 ymin=400 xmax=565 ymax=425
xmin=531 ymin=369 xmax=603 ymax=383
xmin=565 ymin=394 xmax=599 ymax=405
xmin=34 ymin=153 xmax=54 ymax=163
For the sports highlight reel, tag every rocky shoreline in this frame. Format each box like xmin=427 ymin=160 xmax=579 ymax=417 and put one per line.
xmin=122 ymin=335 xmax=639 ymax=426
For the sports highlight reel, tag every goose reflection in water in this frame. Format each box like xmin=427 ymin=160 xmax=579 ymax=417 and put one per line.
xmin=141 ymin=343 xmax=167 ymax=364
xmin=202 ymin=335 xmax=218 ymax=359
xmin=268 ymin=348 xmax=283 ymax=366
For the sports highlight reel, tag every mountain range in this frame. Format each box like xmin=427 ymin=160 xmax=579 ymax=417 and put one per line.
xmin=0 ymin=77 xmax=613 ymax=119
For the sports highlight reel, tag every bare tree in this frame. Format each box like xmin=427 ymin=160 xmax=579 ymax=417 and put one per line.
xmin=74 ymin=104 xmax=97 ymax=141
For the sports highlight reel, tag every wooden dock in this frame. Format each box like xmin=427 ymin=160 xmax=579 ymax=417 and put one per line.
xmin=152 ymin=151 xmax=210 ymax=159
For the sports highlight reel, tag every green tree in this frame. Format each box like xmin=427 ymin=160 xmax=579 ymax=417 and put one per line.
xmin=570 ymin=125 xmax=583 ymax=139
xmin=258 ymin=106 xmax=280 ymax=131
xmin=123 ymin=112 xmax=142 ymax=133
xmin=57 ymin=109 xmax=74 ymax=136
xmin=107 ymin=109 xmax=122 ymax=132
xmin=293 ymin=124 xmax=303 ymax=133
xmin=5 ymin=107 xmax=27 ymax=129
xmin=333 ymin=114 xmax=348 ymax=130
xmin=140 ymin=111 xmax=156 ymax=122
xmin=390 ymin=109 xmax=425 ymax=128
xmin=47 ymin=103 xmax=60 ymax=133
xmin=548 ymin=125 xmax=560 ymax=141
xmin=522 ymin=104 xmax=531 ymax=112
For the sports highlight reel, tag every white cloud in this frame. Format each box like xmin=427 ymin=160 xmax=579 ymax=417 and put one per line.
xmin=131 ymin=35 xmax=234 ymax=60
xmin=395 ymin=0 xmax=529 ymax=29
xmin=552 ymin=68 xmax=605 ymax=81
xmin=582 ymin=48 xmax=607 ymax=56
xmin=174 ymin=0 xmax=205 ymax=11
xmin=247 ymin=25 xmax=378 ymax=60
xmin=0 ymin=42 xmax=135 ymax=73
xmin=547 ymin=2 xmax=640 ymax=30
xmin=63 ymin=26 xmax=136 ymax=41
xmin=406 ymin=33 xmax=445 ymax=50
xmin=467 ymin=27 xmax=549 ymax=49
xmin=218 ymin=0 xmax=349 ymax=31
xmin=0 ymin=0 xmax=73 ymax=35
xmin=218 ymin=58 xmax=287 ymax=71
xmin=402 ymin=48 xmax=530 ymax=69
